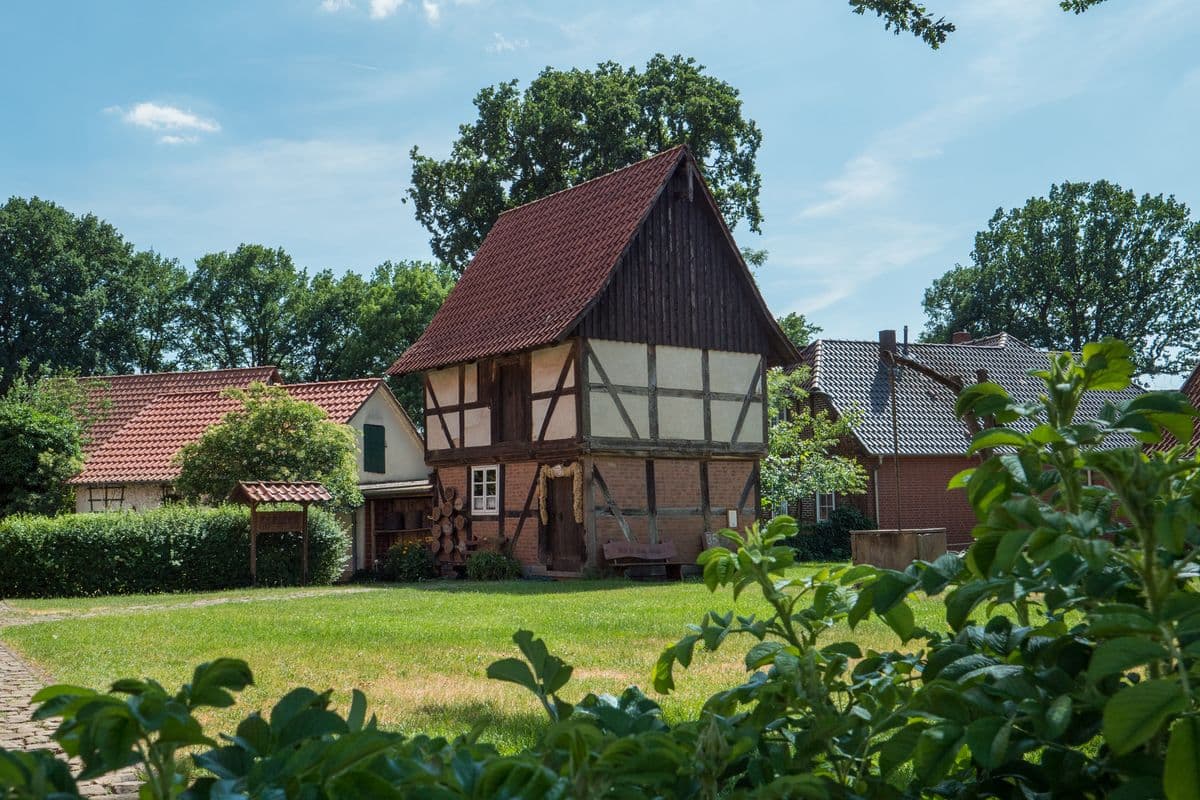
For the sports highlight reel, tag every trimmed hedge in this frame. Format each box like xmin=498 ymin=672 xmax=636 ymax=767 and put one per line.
xmin=785 ymin=505 xmax=874 ymax=562
xmin=0 ymin=505 xmax=348 ymax=598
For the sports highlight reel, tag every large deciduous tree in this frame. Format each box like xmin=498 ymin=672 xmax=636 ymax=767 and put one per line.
xmin=174 ymin=383 xmax=361 ymax=510
xmin=0 ymin=197 xmax=180 ymax=389
xmin=851 ymin=0 xmax=1108 ymax=49
xmin=922 ymin=181 xmax=1200 ymax=375
xmin=184 ymin=245 xmax=306 ymax=376
xmin=409 ymin=54 xmax=763 ymax=272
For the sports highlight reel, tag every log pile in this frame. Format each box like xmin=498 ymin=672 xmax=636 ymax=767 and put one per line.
xmin=429 ymin=486 xmax=471 ymax=563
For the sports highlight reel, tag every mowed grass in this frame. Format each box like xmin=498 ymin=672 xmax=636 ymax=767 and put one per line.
xmin=2 ymin=568 xmax=951 ymax=751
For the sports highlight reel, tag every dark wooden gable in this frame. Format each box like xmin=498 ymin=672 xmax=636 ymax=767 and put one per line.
xmin=573 ymin=161 xmax=793 ymax=363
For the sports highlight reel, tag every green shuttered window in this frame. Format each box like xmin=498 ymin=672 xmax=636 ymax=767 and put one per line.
xmin=364 ymin=424 xmax=386 ymax=473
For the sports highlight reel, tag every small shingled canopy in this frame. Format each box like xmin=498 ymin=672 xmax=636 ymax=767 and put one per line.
xmin=229 ymin=481 xmax=333 ymax=584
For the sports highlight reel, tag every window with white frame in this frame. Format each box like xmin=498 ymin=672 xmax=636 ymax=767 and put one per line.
xmin=815 ymin=492 xmax=836 ymax=523
xmin=471 ymin=466 xmax=499 ymax=515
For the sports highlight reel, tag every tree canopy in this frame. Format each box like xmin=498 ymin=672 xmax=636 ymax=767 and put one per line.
xmin=408 ymin=54 xmax=763 ymax=272
xmin=851 ymin=0 xmax=1108 ymax=49
xmin=776 ymin=313 xmax=821 ymax=351
xmin=0 ymin=373 xmax=89 ymax=517
xmin=174 ymin=383 xmax=362 ymax=510
xmin=760 ymin=366 xmax=866 ymax=512
xmin=921 ymin=181 xmax=1200 ymax=375
xmin=0 ymin=197 xmax=186 ymax=390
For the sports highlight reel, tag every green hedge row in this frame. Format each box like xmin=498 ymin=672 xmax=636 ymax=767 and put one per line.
xmin=0 ymin=505 xmax=348 ymax=598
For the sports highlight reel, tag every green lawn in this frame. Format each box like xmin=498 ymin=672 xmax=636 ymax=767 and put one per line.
xmin=1 ymin=569 xmax=949 ymax=751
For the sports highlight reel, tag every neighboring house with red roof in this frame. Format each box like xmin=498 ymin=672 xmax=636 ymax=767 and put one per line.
xmin=71 ymin=373 xmax=429 ymax=572
xmin=796 ymin=330 xmax=1144 ymax=548
xmin=388 ymin=146 xmax=798 ymax=574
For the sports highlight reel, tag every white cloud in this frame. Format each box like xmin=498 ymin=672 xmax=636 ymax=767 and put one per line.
xmin=369 ymin=0 xmax=404 ymax=18
xmin=486 ymin=32 xmax=528 ymax=53
xmin=421 ymin=0 xmax=440 ymax=22
xmin=107 ymin=102 xmax=220 ymax=145
xmin=319 ymin=0 xmax=354 ymax=10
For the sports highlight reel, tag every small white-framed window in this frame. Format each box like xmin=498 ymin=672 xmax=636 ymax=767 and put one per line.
xmin=471 ymin=465 xmax=500 ymax=515
xmin=815 ymin=492 xmax=836 ymax=523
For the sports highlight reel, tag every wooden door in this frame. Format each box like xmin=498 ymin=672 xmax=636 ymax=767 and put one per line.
xmin=545 ymin=477 xmax=583 ymax=571
xmin=497 ymin=360 xmax=529 ymax=442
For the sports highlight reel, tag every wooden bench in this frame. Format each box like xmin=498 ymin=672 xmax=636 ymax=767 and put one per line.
xmin=602 ymin=540 xmax=687 ymax=580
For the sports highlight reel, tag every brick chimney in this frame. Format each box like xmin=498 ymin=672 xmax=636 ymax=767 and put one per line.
xmin=952 ymin=331 xmax=972 ymax=344
xmin=879 ymin=329 xmax=898 ymax=356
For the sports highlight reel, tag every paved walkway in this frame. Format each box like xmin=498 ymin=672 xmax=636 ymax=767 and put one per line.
xmin=0 ymin=639 xmax=139 ymax=797
xmin=0 ymin=586 xmax=381 ymax=627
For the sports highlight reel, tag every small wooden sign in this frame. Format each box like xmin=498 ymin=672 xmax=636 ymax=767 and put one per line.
xmin=255 ymin=510 xmax=306 ymax=533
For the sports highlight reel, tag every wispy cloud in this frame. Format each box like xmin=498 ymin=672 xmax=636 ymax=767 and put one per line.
xmin=486 ymin=32 xmax=528 ymax=53
xmin=107 ymin=102 xmax=220 ymax=144
xmin=322 ymin=0 xmax=472 ymax=23
xmin=369 ymin=0 xmax=404 ymax=19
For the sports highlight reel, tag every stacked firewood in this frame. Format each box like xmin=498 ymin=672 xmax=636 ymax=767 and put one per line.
xmin=429 ymin=486 xmax=471 ymax=563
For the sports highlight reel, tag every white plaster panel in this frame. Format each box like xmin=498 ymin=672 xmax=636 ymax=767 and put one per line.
xmin=463 ymin=407 xmax=491 ymax=447
xmin=657 ymin=396 xmax=706 ymax=440
xmin=590 ymin=391 xmax=649 ymax=439
xmin=427 ymin=367 xmax=459 ymax=407
xmin=531 ymin=342 xmax=576 ymax=393
xmin=710 ymin=399 xmax=745 ymax=443
xmin=708 ymin=350 xmax=761 ymax=395
xmin=427 ymin=413 xmax=451 ymax=450
xmin=656 ymin=345 xmax=703 ymax=390
xmin=589 ymin=339 xmax=648 ymax=387
xmin=532 ymin=397 xmax=577 ymax=440
xmin=740 ymin=402 xmax=765 ymax=443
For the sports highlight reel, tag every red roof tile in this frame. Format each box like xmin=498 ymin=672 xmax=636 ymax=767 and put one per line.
xmin=80 ymin=367 xmax=281 ymax=453
xmin=388 ymin=146 xmax=688 ymax=374
xmin=70 ymin=379 xmax=384 ymax=485
xmin=230 ymin=481 xmax=333 ymax=504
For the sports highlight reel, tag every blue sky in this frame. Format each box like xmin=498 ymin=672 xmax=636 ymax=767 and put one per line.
xmin=2 ymin=0 xmax=1197 ymax=348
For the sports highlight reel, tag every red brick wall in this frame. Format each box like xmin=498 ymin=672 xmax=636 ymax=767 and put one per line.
xmin=503 ymin=462 xmax=541 ymax=565
xmin=829 ymin=455 xmax=980 ymax=548
xmin=593 ymin=456 xmax=758 ymax=563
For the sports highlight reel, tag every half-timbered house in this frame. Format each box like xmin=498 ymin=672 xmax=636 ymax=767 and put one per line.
xmin=388 ymin=146 xmax=798 ymax=574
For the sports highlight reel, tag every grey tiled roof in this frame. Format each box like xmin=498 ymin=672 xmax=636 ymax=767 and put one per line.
xmin=803 ymin=335 xmax=1144 ymax=456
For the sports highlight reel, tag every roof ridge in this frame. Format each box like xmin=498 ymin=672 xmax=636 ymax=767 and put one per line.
xmin=495 ymin=145 xmax=688 ymax=218
xmin=80 ymin=365 xmax=278 ymax=381
xmin=286 ymin=377 xmax=383 ymax=388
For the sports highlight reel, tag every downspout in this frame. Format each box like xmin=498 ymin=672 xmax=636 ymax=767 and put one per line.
xmin=873 ymin=456 xmax=882 ymax=525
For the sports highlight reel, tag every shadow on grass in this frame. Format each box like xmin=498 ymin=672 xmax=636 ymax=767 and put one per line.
xmin=410 ymin=699 xmax=546 ymax=753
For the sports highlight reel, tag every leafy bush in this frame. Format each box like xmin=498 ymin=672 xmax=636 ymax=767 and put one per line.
xmin=785 ymin=504 xmax=874 ymax=561
xmin=6 ymin=339 xmax=1200 ymax=800
xmin=380 ymin=541 xmax=437 ymax=582
xmin=465 ymin=550 xmax=523 ymax=581
xmin=0 ymin=505 xmax=347 ymax=597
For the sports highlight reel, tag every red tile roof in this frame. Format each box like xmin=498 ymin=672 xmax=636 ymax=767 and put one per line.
xmin=70 ymin=379 xmax=384 ymax=485
xmin=388 ymin=146 xmax=688 ymax=375
xmin=80 ymin=366 xmax=281 ymax=453
xmin=230 ymin=481 xmax=333 ymax=504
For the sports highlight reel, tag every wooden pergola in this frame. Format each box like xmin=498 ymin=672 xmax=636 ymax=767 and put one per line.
xmin=229 ymin=481 xmax=333 ymax=585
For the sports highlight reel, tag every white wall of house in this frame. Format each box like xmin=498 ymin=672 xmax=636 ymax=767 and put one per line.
xmin=351 ymin=384 xmax=428 ymax=483
xmin=73 ymin=483 xmax=167 ymax=514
